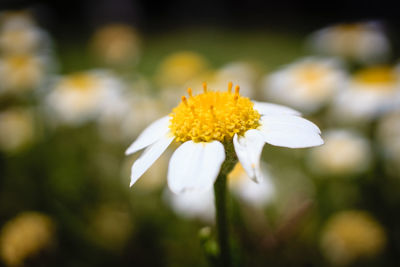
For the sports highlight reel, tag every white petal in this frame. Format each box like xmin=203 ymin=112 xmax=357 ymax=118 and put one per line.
xmin=130 ymin=135 xmax=174 ymax=186
xmin=233 ymin=130 xmax=265 ymax=183
xmin=253 ymin=101 xmax=301 ymax=116
xmin=168 ymin=141 xmax=225 ymax=194
xmin=125 ymin=116 xmax=171 ymax=155
xmin=259 ymin=115 xmax=323 ymax=148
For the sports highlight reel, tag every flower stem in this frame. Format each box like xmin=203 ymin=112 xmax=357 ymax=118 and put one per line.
xmin=213 ymin=142 xmax=237 ymax=267
xmin=214 ymin=172 xmax=230 ymax=267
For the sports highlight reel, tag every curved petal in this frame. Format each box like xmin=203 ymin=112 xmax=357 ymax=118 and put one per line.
xmin=233 ymin=130 xmax=265 ymax=183
xmin=125 ymin=116 xmax=171 ymax=155
xmin=253 ymin=101 xmax=301 ymax=116
xmin=259 ymin=115 xmax=323 ymax=148
xmin=168 ymin=141 xmax=225 ymax=194
xmin=130 ymin=135 xmax=174 ymax=186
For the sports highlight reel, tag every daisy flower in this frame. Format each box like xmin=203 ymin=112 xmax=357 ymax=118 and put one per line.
xmin=308 ymin=22 xmax=390 ymax=64
xmin=0 ymin=53 xmax=52 ymax=94
xmin=0 ymin=11 xmax=52 ymax=55
xmin=262 ymin=57 xmax=347 ymax=114
xmin=308 ymin=129 xmax=371 ymax=176
xmin=331 ymin=65 xmax=400 ymax=122
xmin=45 ymin=70 xmax=125 ymax=126
xmin=126 ymin=82 xmax=323 ymax=194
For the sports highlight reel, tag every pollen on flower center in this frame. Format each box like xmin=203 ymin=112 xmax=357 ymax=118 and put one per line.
xmin=169 ymin=82 xmax=261 ymax=143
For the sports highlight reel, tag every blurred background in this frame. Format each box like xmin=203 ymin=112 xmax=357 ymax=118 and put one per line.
xmin=1 ymin=0 xmax=400 ymax=266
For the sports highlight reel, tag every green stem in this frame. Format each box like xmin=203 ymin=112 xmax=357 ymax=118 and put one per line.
xmin=214 ymin=172 xmax=230 ymax=267
xmin=213 ymin=143 xmax=237 ymax=267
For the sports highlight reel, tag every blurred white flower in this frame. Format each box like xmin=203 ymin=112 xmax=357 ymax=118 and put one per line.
xmin=119 ymin=94 xmax=168 ymax=141
xmin=45 ymin=70 xmax=125 ymax=126
xmin=262 ymin=57 xmax=347 ymax=113
xmin=308 ymin=22 xmax=390 ymax=64
xmin=331 ymin=66 xmax=400 ymax=123
xmin=0 ymin=108 xmax=35 ymax=153
xmin=308 ymin=129 xmax=371 ymax=176
xmin=164 ymin=187 xmax=215 ymax=223
xmin=164 ymin=162 xmax=275 ymax=222
xmin=90 ymin=23 xmax=141 ymax=66
xmin=0 ymin=54 xmax=51 ymax=94
xmin=0 ymin=11 xmax=52 ymax=55
xmin=228 ymin=163 xmax=275 ymax=208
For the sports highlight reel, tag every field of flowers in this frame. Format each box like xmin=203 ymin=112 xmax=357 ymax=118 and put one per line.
xmin=0 ymin=8 xmax=400 ymax=267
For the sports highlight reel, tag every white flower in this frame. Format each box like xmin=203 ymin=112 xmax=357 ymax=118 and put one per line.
xmin=262 ymin=57 xmax=347 ymax=113
xmin=45 ymin=70 xmax=125 ymax=126
xmin=308 ymin=129 xmax=371 ymax=176
xmin=0 ymin=54 xmax=52 ymax=93
xmin=331 ymin=65 xmax=400 ymax=122
xmin=308 ymin=22 xmax=390 ymax=64
xmin=0 ymin=11 xmax=52 ymax=55
xmin=126 ymin=83 xmax=323 ymax=194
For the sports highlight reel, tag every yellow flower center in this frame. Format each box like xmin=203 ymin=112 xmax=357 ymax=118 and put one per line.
xmin=295 ymin=63 xmax=330 ymax=84
xmin=354 ymin=66 xmax=398 ymax=86
xmin=61 ymin=73 xmax=98 ymax=91
xmin=169 ymin=83 xmax=261 ymax=143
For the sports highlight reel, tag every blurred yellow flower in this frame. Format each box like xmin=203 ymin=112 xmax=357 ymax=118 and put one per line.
xmin=90 ymin=23 xmax=141 ymax=66
xmin=0 ymin=212 xmax=55 ymax=266
xmin=0 ymin=108 xmax=35 ymax=153
xmin=156 ymin=51 xmax=209 ymax=87
xmin=321 ymin=210 xmax=386 ymax=266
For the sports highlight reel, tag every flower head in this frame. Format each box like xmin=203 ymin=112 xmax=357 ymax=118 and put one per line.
xmin=308 ymin=22 xmax=390 ymax=64
xmin=0 ymin=212 xmax=55 ymax=266
xmin=308 ymin=129 xmax=371 ymax=176
xmin=45 ymin=70 xmax=125 ymax=126
xmin=126 ymin=83 xmax=323 ymax=194
xmin=331 ymin=65 xmax=400 ymax=122
xmin=320 ymin=210 xmax=386 ymax=266
xmin=262 ymin=57 xmax=347 ymax=113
